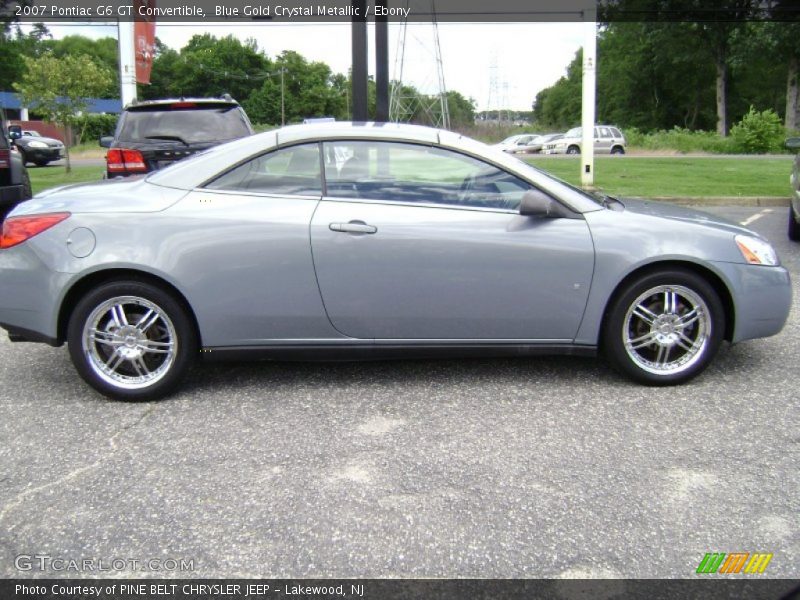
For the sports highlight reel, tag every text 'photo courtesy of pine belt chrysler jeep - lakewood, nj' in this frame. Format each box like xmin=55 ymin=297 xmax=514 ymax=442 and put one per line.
xmin=0 ymin=122 xmax=792 ymax=401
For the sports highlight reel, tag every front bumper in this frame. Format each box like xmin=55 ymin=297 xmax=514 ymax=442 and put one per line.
xmin=25 ymin=147 xmax=64 ymax=162
xmin=712 ymin=261 xmax=792 ymax=343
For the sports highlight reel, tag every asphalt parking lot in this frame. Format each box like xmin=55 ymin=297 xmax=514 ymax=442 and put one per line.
xmin=0 ymin=205 xmax=797 ymax=580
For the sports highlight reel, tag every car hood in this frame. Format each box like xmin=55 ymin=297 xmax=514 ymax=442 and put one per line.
xmin=20 ymin=136 xmax=63 ymax=146
xmin=618 ymin=197 xmax=756 ymax=237
xmin=12 ymin=178 xmax=187 ymax=216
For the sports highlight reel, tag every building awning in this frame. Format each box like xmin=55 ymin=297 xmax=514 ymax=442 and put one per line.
xmin=0 ymin=91 xmax=122 ymax=114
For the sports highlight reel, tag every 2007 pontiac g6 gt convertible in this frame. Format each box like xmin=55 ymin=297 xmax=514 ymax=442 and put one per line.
xmin=0 ymin=123 xmax=791 ymax=400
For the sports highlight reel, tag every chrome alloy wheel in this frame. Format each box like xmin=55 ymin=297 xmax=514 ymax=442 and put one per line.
xmin=82 ymin=295 xmax=177 ymax=390
xmin=622 ymin=285 xmax=711 ymax=376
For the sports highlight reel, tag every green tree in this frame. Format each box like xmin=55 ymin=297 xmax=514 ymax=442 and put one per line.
xmin=445 ymin=90 xmax=476 ymax=128
xmin=533 ymin=49 xmax=582 ymax=129
xmin=0 ymin=23 xmax=51 ymax=91
xmin=15 ymin=53 xmax=112 ymax=172
xmin=49 ymin=35 xmax=119 ymax=98
xmin=143 ymin=34 xmax=270 ymax=102
xmin=243 ymin=51 xmax=344 ymax=125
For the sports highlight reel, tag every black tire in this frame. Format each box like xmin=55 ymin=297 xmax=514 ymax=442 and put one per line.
xmin=67 ymin=280 xmax=197 ymax=401
xmin=789 ymin=204 xmax=800 ymax=241
xmin=566 ymin=145 xmax=580 ymax=155
xmin=21 ymin=168 xmax=32 ymax=199
xmin=34 ymin=160 xmax=50 ymax=167
xmin=611 ymin=146 xmax=625 ymax=155
xmin=603 ymin=269 xmax=725 ymax=385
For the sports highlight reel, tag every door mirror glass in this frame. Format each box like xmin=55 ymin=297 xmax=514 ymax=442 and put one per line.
xmin=99 ymin=136 xmax=114 ymax=148
xmin=8 ymin=125 xmax=22 ymax=140
xmin=786 ymin=137 xmax=800 ymax=152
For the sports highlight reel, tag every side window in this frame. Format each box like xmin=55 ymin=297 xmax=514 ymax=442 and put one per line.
xmin=610 ymin=127 xmax=622 ymax=138
xmin=598 ymin=127 xmax=612 ymax=138
xmin=322 ymin=141 xmax=531 ymax=211
xmin=205 ymin=143 xmax=321 ymax=196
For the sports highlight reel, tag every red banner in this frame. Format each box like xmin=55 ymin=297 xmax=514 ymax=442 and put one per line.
xmin=134 ymin=0 xmax=156 ymax=84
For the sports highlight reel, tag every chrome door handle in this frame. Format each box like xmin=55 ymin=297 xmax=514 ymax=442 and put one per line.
xmin=329 ymin=221 xmax=377 ymax=234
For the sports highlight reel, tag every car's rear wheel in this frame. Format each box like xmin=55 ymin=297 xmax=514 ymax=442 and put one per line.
xmin=611 ymin=145 xmax=625 ymax=155
xmin=789 ymin=205 xmax=800 ymax=241
xmin=603 ymin=270 xmax=724 ymax=385
xmin=21 ymin=168 xmax=32 ymax=199
xmin=67 ymin=280 xmax=197 ymax=401
xmin=566 ymin=145 xmax=580 ymax=155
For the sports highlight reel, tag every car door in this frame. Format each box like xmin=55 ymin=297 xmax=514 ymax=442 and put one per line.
xmin=595 ymin=127 xmax=613 ymax=154
xmin=171 ymin=142 xmax=336 ymax=346
xmin=310 ymin=140 xmax=595 ymax=341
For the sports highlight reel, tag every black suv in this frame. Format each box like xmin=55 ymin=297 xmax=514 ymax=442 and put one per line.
xmin=100 ymin=96 xmax=254 ymax=178
xmin=0 ymin=121 xmax=32 ymax=220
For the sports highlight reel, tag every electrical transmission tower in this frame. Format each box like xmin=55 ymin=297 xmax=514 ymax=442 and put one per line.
xmin=389 ymin=0 xmax=450 ymax=130
xmin=486 ymin=54 xmax=510 ymax=123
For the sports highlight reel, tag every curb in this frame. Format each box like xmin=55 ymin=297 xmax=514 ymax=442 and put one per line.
xmin=634 ymin=197 xmax=790 ymax=207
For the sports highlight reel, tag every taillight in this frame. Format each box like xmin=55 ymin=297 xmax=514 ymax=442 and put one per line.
xmin=0 ymin=149 xmax=9 ymax=168
xmin=0 ymin=213 xmax=71 ymax=249
xmin=107 ymin=148 xmax=147 ymax=173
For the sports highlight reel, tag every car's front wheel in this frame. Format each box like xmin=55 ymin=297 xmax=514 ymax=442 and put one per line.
xmin=67 ymin=280 xmax=197 ymax=401
xmin=566 ymin=145 xmax=580 ymax=155
xmin=603 ymin=270 xmax=725 ymax=385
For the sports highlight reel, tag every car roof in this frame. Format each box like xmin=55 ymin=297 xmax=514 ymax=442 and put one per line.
xmin=275 ymin=121 xmax=442 ymax=145
xmin=146 ymin=121 xmax=602 ymax=213
xmin=124 ymin=97 xmax=241 ymax=110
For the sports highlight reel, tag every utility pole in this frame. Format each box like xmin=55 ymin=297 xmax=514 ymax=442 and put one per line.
xmin=580 ymin=7 xmax=597 ymax=189
xmin=375 ymin=14 xmax=389 ymax=122
xmin=117 ymin=20 xmax=137 ymax=107
xmin=351 ymin=0 xmax=368 ymax=121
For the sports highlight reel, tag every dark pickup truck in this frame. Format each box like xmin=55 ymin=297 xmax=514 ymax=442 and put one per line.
xmin=0 ymin=121 xmax=32 ymax=220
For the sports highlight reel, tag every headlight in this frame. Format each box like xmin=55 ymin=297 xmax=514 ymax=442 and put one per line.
xmin=26 ymin=141 xmax=48 ymax=149
xmin=735 ymin=234 xmax=779 ymax=266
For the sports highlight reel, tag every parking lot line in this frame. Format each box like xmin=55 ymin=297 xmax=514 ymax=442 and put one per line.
xmin=740 ymin=209 xmax=773 ymax=226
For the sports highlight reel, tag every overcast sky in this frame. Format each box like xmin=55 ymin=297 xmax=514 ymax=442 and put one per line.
xmin=30 ymin=22 xmax=585 ymax=110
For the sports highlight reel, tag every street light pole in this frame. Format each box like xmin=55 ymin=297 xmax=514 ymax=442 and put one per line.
xmin=280 ymin=67 xmax=285 ymax=126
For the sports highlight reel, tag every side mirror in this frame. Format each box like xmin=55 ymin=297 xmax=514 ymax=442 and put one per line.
xmin=519 ymin=189 xmax=571 ymax=218
xmin=786 ymin=137 xmax=800 ymax=152
xmin=8 ymin=125 xmax=22 ymax=140
xmin=99 ymin=136 xmax=114 ymax=148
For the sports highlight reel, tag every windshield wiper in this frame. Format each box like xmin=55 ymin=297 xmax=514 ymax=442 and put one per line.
xmin=143 ymin=135 xmax=189 ymax=146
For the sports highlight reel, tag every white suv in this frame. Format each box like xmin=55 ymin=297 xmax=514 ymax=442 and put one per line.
xmin=544 ymin=125 xmax=626 ymax=155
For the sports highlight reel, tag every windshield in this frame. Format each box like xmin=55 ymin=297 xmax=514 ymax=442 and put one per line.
xmin=500 ymin=135 xmax=522 ymax=144
xmin=23 ymin=131 xmax=42 ymax=137
xmin=565 ymin=127 xmax=581 ymax=138
xmin=117 ymin=106 xmax=251 ymax=144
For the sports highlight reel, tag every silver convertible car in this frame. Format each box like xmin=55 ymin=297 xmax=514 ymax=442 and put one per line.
xmin=0 ymin=123 xmax=791 ymax=400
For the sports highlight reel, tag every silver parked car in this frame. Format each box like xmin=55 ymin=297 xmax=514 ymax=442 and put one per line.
xmin=788 ymin=137 xmax=800 ymax=241
xmin=0 ymin=122 xmax=791 ymax=400
xmin=544 ymin=125 xmax=626 ymax=155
